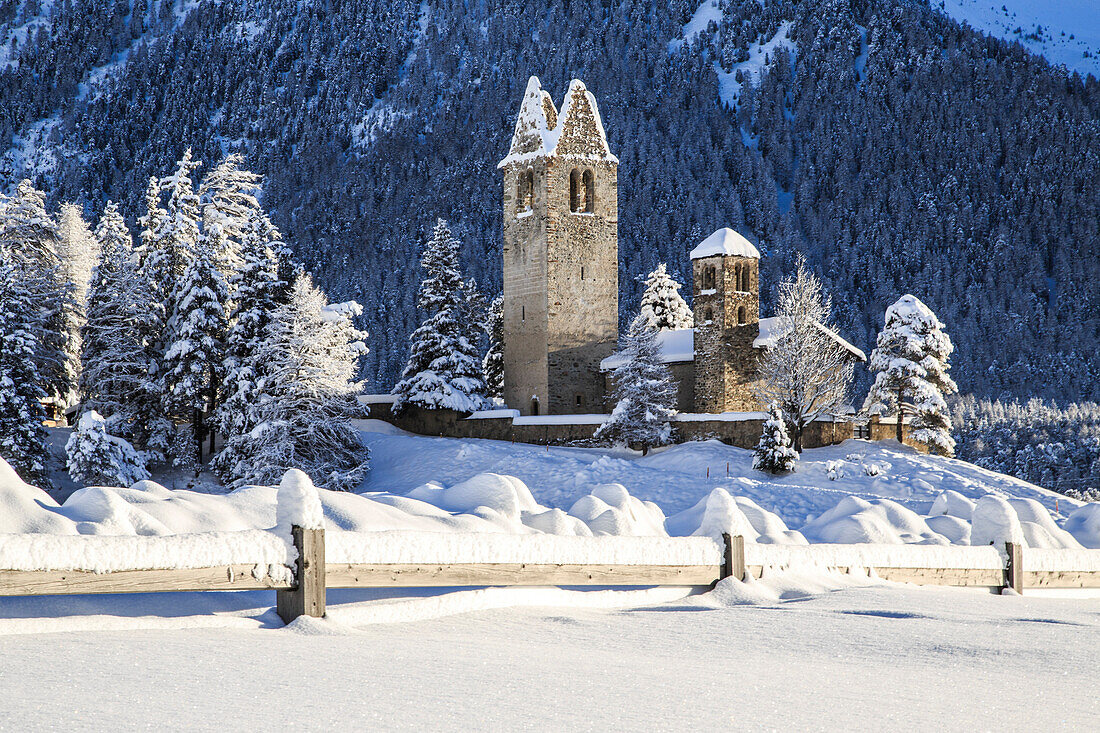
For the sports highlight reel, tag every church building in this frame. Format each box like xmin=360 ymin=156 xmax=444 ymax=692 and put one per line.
xmin=497 ymin=77 xmax=864 ymax=416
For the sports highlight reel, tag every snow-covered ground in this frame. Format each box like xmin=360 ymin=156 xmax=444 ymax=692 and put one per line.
xmin=937 ymin=0 xmax=1100 ymax=79
xmin=0 ymin=577 xmax=1097 ymax=729
xmin=5 ymin=424 xmax=1100 ymax=728
xmin=22 ymin=421 xmax=1100 ymax=552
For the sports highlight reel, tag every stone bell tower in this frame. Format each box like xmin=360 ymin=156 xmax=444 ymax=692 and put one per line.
xmin=497 ymin=77 xmax=619 ymax=415
xmin=691 ymin=228 xmax=762 ymax=413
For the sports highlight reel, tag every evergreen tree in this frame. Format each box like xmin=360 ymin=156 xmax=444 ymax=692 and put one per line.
xmin=594 ymin=313 xmax=678 ymax=454
xmin=482 ymin=295 xmax=505 ymax=400
xmin=162 ymin=245 xmax=229 ymax=466
xmin=392 ymin=219 xmax=488 ymax=413
xmin=65 ymin=410 xmax=150 ymax=487
xmin=212 ymin=274 xmax=368 ymax=491
xmin=864 ymin=294 xmax=958 ymax=456
xmin=753 ymin=403 xmax=798 ymax=474
xmin=639 ymin=263 xmax=693 ymax=331
xmin=217 ymin=212 xmax=286 ymax=439
xmin=0 ymin=251 xmax=49 ymax=486
xmin=0 ymin=180 xmax=78 ymax=410
xmin=56 ymin=202 xmax=98 ymax=403
xmin=157 ymin=149 xmax=203 ymax=284
xmin=80 ymin=202 xmax=158 ymax=428
xmin=199 ymin=153 xmax=264 ymax=276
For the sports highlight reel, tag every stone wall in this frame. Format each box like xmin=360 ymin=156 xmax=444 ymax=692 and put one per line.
xmin=501 ymin=158 xmax=551 ymax=416
xmin=366 ymin=401 xmax=856 ymax=451
xmin=867 ymin=414 xmax=928 ymax=453
xmin=544 ymin=157 xmax=618 ymax=415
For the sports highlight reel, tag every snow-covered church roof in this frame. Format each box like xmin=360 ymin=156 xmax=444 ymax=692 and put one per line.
xmin=599 ymin=319 xmax=864 ymax=372
xmin=754 ymin=317 xmax=866 ymax=361
xmin=600 ymin=328 xmax=695 ymax=370
xmin=497 ymin=76 xmax=618 ymax=168
xmin=690 ymin=228 xmax=761 ymax=260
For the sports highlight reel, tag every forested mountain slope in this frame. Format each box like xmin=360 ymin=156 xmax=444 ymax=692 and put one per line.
xmin=2 ymin=0 xmax=1098 ymax=400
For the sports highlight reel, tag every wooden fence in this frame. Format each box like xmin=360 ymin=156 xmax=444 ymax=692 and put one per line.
xmin=1 ymin=529 xmax=1098 ymax=624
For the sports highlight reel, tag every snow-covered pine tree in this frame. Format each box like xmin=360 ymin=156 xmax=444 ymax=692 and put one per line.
xmin=57 ymin=203 xmax=99 ymax=308
xmin=753 ymin=403 xmax=798 ymax=474
xmin=482 ymin=295 xmax=504 ymax=400
xmin=212 ymin=273 xmax=368 ymax=491
xmin=0 ymin=180 xmax=78 ymax=411
xmin=80 ymin=202 xmax=159 ymax=428
xmin=199 ymin=153 xmax=263 ymax=276
xmin=863 ymin=294 xmax=959 ymax=456
xmin=594 ymin=313 xmax=678 ymax=454
xmin=65 ymin=410 xmax=150 ymax=487
xmin=754 ymin=256 xmax=854 ymax=452
xmin=217 ymin=212 xmax=286 ymax=440
xmin=0 ymin=251 xmax=50 ymax=486
xmin=157 ymin=149 xmax=203 ymax=285
xmin=56 ymin=203 xmax=98 ymax=402
xmin=392 ymin=219 xmax=488 ymax=413
xmin=639 ymin=263 xmax=693 ymax=331
xmin=161 ymin=242 xmax=229 ymax=466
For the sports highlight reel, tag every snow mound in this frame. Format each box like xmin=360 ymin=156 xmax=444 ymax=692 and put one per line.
xmin=406 ymin=473 xmax=540 ymax=523
xmin=970 ymin=495 xmax=1025 ymax=547
xmin=568 ymin=484 xmax=667 ymax=537
xmin=1064 ymin=504 xmax=1100 ymax=549
xmin=665 ymin=489 xmax=806 ymax=545
xmin=929 ymin=490 xmax=975 ymax=520
xmin=276 ymin=469 xmax=324 ymax=532
xmin=801 ymin=497 xmax=947 ymax=545
xmin=0 ymin=457 xmax=78 ymax=535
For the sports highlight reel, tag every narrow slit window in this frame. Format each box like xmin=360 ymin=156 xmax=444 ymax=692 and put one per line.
xmin=582 ymin=169 xmax=595 ymax=213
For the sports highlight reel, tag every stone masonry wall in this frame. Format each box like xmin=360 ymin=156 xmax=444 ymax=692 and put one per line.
xmin=545 ymin=158 xmax=618 ymax=414
xmin=502 ymin=159 xmax=550 ymax=414
xmin=368 ymin=402 xmax=855 ymax=450
xmin=692 ymin=254 xmax=764 ymax=413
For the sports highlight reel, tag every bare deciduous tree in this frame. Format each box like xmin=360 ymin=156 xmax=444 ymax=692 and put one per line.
xmin=754 ymin=256 xmax=854 ymax=452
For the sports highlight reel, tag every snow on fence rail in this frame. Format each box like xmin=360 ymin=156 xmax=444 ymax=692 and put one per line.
xmin=0 ymin=527 xmax=1099 ymax=622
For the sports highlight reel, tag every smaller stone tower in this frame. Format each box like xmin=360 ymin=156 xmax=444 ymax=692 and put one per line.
xmin=691 ymin=228 xmax=762 ymax=413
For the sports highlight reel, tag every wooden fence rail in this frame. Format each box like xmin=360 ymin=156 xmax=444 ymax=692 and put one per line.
xmin=1 ymin=529 xmax=1098 ymax=624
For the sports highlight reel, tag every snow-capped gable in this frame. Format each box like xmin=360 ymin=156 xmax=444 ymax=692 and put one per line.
xmin=498 ymin=76 xmax=556 ymax=168
xmin=690 ymin=228 xmax=761 ymax=260
xmin=754 ymin=317 xmax=866 ymax=361
xmin=498 ymin=77 xmax=617 ymax=168
xmin=547 ymin=79 xmax=617 ymax=162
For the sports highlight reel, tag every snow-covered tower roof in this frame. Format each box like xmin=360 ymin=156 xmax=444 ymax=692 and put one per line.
xmin=497 ymin=77 xmax=618 ymax=168
xmin=690 ymin=228 xmax=761 ymax=260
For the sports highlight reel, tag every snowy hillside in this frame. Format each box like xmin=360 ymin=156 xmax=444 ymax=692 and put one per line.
xmin=937 ymin=0 xmax=1100 ymax=79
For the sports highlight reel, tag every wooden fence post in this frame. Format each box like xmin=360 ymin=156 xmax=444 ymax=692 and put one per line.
xmin=1004 ymin=541 xmax=1024 ymax=595
xmin=277 ymin=525 xmax=326 ymax=623
xmin=721 ymin=533 xmax=746 ymax=582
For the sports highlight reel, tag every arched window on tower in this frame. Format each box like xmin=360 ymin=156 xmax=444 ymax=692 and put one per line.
xmin=737 ymin=306 xmax=747 ymax=324
xmin=733 ymin=264 xmax=742 ymax=291
xmin=517 ymin=168 xmax=534 ymax=213
xmin=741 ymin=266 xmax=750 ymax=292
xmin=582 ymin=169 xmax=595 ymax=213
xmin=569 ymin=169 xmax=582 ymax=212
xmin=703 ymin=266 xmax=716 ymax=290
xmin=704 ymin=307 xmax=714 ymax=324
